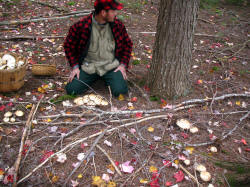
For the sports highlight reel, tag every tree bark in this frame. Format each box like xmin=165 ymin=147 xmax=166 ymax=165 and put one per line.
xmin=147 ymin=0 xmax=200 ymax=99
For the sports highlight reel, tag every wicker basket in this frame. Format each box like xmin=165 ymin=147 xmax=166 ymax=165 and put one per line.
xmin=0 ymin=52 xmax=27 ymax=93
xmin=32 ymin=64 xmax=56 ymax=76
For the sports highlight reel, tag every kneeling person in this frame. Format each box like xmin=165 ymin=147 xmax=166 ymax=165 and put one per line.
xmin=64 ymin=0 xmax=133 ymax=97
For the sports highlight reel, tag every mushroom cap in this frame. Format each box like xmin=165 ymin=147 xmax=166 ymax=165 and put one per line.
xmin=3 ymin=117 xmax=10 ymax=123
xmin=10 ymin=117 xmax=16 ymax=122
xmin=2 ymin=54 xmax=16 ymax=69
xmin=17 ymin=60 xmax=25 ymax=67
xmin=190 ymin=126 xmax=199 ymax=133
xmin=195 ymin=164 xmax=207 ymax=172
xmin=74 ymin=97 xmax=85 ymax=106
xmin=4 ymin=111 xmax=13 ymax=118
xmin=200 ymin=171 xmax=211 ymax=182
xmin=15 ymin=110 xmax=24 ymax=117
xmin=210 ymin=146 xmax=217 ymax=153
xmin=176 ymin=119 xmax=192 ymax=130
xmin=184 ymin=159 xmax=191 ymax=166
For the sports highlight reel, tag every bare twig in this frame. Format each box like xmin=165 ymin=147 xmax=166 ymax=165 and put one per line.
xmin=96 ymin=145 xmax=122 ymax=176
xmin=13 ymin=105 xmax=36 ymax=187
xmin=179 ymin=164 xmax=201 ymax=186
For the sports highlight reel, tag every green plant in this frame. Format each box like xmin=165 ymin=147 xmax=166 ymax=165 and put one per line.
xmin=200 ymin=0 xmax=220 ymax=9
xmin=67 ymin=1 xmax=76 ymax=6
xmin=132 ymin=59 xmax=140 ymax=65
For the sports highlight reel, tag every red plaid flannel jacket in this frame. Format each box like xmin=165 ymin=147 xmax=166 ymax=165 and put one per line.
xmin=64 ymin=13 xmax=133 ymax=69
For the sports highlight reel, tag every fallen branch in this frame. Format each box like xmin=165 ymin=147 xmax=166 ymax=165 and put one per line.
xmin=0 ymin=12 xmax=91 ymax=26
xmin=185 ymin=111 xmax=249 ymax=147
xmin=0 ymin=35 xmax=65 ymax=41
xmin=179 ymin=164 xmax=201 ymax=186
xmin=29 ymin=0 xmax=68 ymax=12
xmin=13 ymin=104 xmax=36 ymax=187
xmin=17 ymin=114 xmax=168 ymax=184
xmin=96 ymin=144 xmax=122 ymax=176
xmin=63 ymin=128 xmax=107 ymax=186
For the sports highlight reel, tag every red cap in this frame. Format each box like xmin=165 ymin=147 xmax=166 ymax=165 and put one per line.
xmin=94 ymin=0 xmax=123 ymax=11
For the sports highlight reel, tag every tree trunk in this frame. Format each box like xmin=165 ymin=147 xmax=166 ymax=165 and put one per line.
xmin=147 ymin=0 xmax=200 ymax=99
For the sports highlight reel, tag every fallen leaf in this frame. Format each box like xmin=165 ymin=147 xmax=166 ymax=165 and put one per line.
xmin=40 ymin=151 xmax=54 ymax=162
xmin=102 ymin=173 xmax=110 ymax=182
xmin=118 ymin=94 xmax=124 ymax=101
xmin=71 ymin=180 xmax=79 ymax=187
xmin=185 ymin=147 xmax=194 ymax=154
xmin=236 ymin=101 xmax=241 ymax=106
xmin=92 ymin=176 xmax=105 ymax=186
xmin=148 ymin=126 xmax=154 ymax=132
xmin=0 ymin=105 xmax=5 ymax=111
xmin=120 ymin=161 xmax=134 ymax=173
xmin=174 ymin=170 xmax=184 ymax=183
xmin=140 ymin=178 xmax=149 ymax=184
xmin=56 ymin=153 xmax=67 ymax=163
xmin=135 ymin=112 xmax=143 ymax=118
xmin=150 ymin=173 xmax=160 ymax=187
xmin=163 ymin=160 xmax=172 ymax=167
xmin=149 ymin=166 xmax=158 ymax=173
xmin=241 ymin=138 xmax=247 ymax=145
xmin=77 ymin=174 xmax=83 ymax=179
xmin=165 ymin=181 xmax=173 ymax=186
xmin=197 ymin=80 xmax=203 ymax=84
xmin=52 ymin=175 xmax=59 ymax=183
xmin=131 ymin=97 xmax=137 ymax=102
xmin=107 ymin=181 xmax=116 ymax=187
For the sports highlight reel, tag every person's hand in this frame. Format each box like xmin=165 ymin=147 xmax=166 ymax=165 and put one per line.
xmin=114 ymin=65 xmax=127 ymax=80
xmin=68 ymin=67 xmax=80 ymax=82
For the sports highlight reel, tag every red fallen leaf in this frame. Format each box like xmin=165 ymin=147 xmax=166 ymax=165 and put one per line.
xmin=180 ymin=132 xmax=189 ymax=139
xmin=150 ymin=173 xmax=160 ymax=187
xmin=241 ymin=138 xmax=247 ymax=145
xmin=7 ymin=174 xmax=14 ymax=183
xmin=115 ymin=161 xmax=119 ymax=166
xmin=245 ymin=148 xmax=250 ymax=152
xmin=131 ymin=141 xmax=137 ymax=145
xmin=149 ymin=145 xmax=155 ymax=150
xmin=163 ymin=160 xmax=172 ymax=167
xmin=174 ymin=170 xmax=184 ymax=183
xmin=231 ymin=57 xmax=237 ymax=61
xmin=131 ymin=158 xmax=136 ymax=163
xmin=7 ymin=102 xmax=13 ymax=107
xmin=40 ymin=151 xmax=54 ymax=162
xmin=135 ymin=112 xmax=142 ymax=118
xmin=165 ymin=181 xmax=173 ymax=186
xmin=131 ymin=97 xmax=137 ymax=102
xmin=22 ymin=144 xmax=29 ymax=155
xmin=80 ymin=143 xmax=85 ymax=149
xmin=221 ymin=122 xmax=229 ymax=128
xmin=0 ymin=105 xmax=5 ymax=111
xmin=147 ymin=65 xmax=150 ymax=69
xmin=209 ymin=134 xmax=217 ymax=141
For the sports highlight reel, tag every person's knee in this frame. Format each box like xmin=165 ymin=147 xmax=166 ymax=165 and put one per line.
xmin=112 ymin=83 xmax=128 ymax=97
xmin=65 ymin=82 xmax=86 ymax=95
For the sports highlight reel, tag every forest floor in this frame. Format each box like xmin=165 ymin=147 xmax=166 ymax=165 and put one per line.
xmin=0 ymin=0 xmax=249 ymax=186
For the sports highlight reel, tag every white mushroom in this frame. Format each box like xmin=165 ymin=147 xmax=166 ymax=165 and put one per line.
xmin=101 ymin=100 xmax=108 ymax=106
xmin=190 ymin=126 xmax=199 ymax=133
xmin=200 ymin=171 xmax=211 ymax=182
xmin=184 ymin=159 xmax=191 ymax=166
xmin=176 ymin=119 xmax=191 ymax=130
xmin=17 ymin=60 xmax=25 ymax=67
xmin=4 ymin=111 xmax=13 ymax=118
xmin=15 ymin=110 xmax=24 ymax=117
xmin=210 ymin=146 xmax=217 ymax=153
xmin=3 ymin=117 xmax=10 ymax=123
xmin=10 ymin=117 xmax=16 ymax=122
xmin=207 ymin=184 xmax=214 ymax=187
xmin=195 ymin=164 xmax=207 ymax=172
xmin=0 ymin=65 xmax=7 ymax=70
xmin=74 ymin=97 xmax=85 ymax=106
xmin=0 ymin=57 xmax=2 ymax=65
xmin=2 ymin=54 xmax=16 ymax=69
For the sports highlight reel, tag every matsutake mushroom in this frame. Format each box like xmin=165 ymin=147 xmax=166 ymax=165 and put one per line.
xmin=15 ymin=110 xmax=24 ymax=117
xmin=176 ymin=119 xmax=192 ymax=130
xmin=74 ymin=94 xmax=108 ymax=106
xmin=200 ymin=171 xmax=212 ymax=182
xmin=10 ymin=117 xmax=16 ymax=123
xmin=210 ymin=146 xmax=218 ymax=153
xmin=4 ymin=111 xmax=13 ymax=118
xmin=195 ymin=164 xmax=207 ymax=172
xmin=190 ymin=126 xmax=199 ymax=133
xmin=2 ymin=54 xmax=16 ymax=70
xmin=3 ymin=117 xmax=10 ymax=123
xmin=184 ymin=159 xmax=191 ymax=166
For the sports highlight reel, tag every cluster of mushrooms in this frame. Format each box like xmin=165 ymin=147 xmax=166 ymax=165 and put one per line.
xmin=0 ymin=54 xmax=25 ymax=70
xmin=176 ymin=119 xmax=199 ymax=133
xmin=74 ymin=94 xmax=108 ymax=106
xmin=3 ymin=110 xmax=24 ymax=123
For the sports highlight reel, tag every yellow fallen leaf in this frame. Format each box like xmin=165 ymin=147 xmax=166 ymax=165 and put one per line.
xmin=107 ymin=181 xmax=116 ymax=187
xmin=147 ymin=127 xmax=154 ymax=132
xmin=236 ymin=101 xmax=241 ymax=106
xmin=185 ymin=146 xmax=194 ymax=154
xmin=0 ymin=136 xmax=2 ymax=143
xmin=128 ymin=106 xmax=135 ymax=110
xmin=92 ymin=176 xmax=105 ymax=186
xmin=26 ymin=104 xmax=33 ymax=109
xmin=149 ymin=166 xmax=158 ymax=173
xmin=0 ymin=168 xmax=4 ymax=175
xmin=78 ymin=173 xmax=83 ymax=179
xmin=64 ymin=82 xmax=68 ymax=85
xmin=139 ymin=178 xmax=149 ymax=184
xmin=38 ymin=87 xmax=45 ymax=93
xmin=118 ymin=94 xmax=124 ymax=101
xmin=52 ymin=175 xmax=59 ymax=183
xmin=107 ymin=164 xmax=115 ymax=172
xmin=174 ymin=160 xmax=179 ymax=165
xmin=47 ymin=118 xmax=52 ymax=122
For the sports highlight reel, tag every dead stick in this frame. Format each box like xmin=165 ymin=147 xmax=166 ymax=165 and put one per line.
xmin=96 ymin=145 xmax=122 ymax=176
xmin=12 ymin=105 xmax=36 ymax=187
xmin=179 ymin=164 xmax=201 ymax=186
